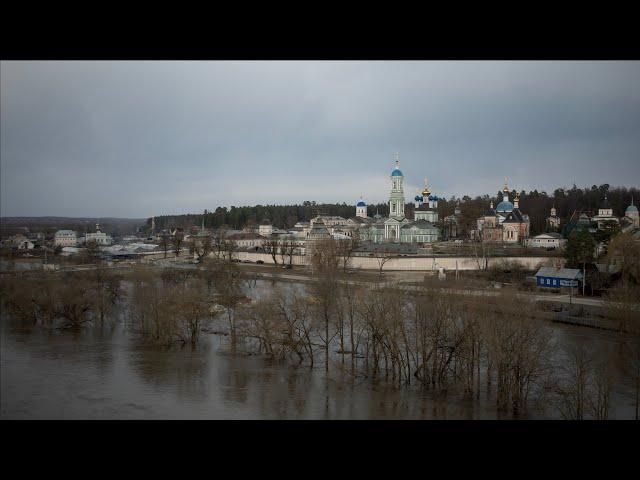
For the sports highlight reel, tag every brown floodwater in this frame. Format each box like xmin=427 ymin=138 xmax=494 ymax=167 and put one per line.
xmin=1 ymin=280 xmax=637 ymax=419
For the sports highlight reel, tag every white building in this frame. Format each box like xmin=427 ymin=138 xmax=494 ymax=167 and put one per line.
xmin=54 ymin=230 xmax=77 ymax=247
xmin=258 ymin=219 xmax=273 ymax=237
xmin=546 ymin=205 xmax=561 ymax=231
xmin=354 ymin=155 xmax=440 ymax=244
xmin=527 ymin=232 xmax=565 ymax=249
xmin=592 ymin=195 xmax=619 ymax=230
xmin=227 ymin=232 xmax=267 ymax=249
xmin=356 ymin=197 xmax=368 ymax=218
xmin=85 ymin=223 xmax=113 ymax=246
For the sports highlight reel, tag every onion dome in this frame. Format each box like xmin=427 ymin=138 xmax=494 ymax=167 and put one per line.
xmin=357 ymin=200 xmax=367 ymax=207
xmin=414 ymin=195 xmax=423 ymax=202
xmin=627 ymin=204 xmax=638 ymax=213
xmin=496 ymin=201 xmax=514 ymax=213
xmin=391 ymin=158 xmax=403 ymax=176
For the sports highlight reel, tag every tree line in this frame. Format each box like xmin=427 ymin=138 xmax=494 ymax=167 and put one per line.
xmin=145 ymin=184 xmax=639 ymax=238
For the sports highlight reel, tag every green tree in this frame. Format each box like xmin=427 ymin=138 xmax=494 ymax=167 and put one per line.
xmin=565 ymin=229 xmax=596 ymax=269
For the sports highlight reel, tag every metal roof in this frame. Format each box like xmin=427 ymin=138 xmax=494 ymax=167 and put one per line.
xmin=535 ymin=267 xmax=583 ymax=280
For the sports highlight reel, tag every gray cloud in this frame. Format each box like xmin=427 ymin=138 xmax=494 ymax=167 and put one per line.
xmin=2 ymin=61 xmax=639 ymax=217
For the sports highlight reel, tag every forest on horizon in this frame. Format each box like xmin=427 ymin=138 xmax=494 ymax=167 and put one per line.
xmin=148 ymin=184 xmax=639 ymax=237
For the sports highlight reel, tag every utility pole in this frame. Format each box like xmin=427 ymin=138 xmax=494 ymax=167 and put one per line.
xmin=583 ymin=261 xmax=586 ymax=296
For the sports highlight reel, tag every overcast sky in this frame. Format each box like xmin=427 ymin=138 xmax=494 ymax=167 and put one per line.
xmin=1 ymin=61 xmax=639 ymax=218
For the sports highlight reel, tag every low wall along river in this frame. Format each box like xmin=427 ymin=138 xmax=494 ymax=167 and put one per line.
xmin=233 ymin=251 xmax=562 ymax=271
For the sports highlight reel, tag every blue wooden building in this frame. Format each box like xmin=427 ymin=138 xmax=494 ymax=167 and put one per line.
xmin=534 ymin=267 xmax=583 ymax=289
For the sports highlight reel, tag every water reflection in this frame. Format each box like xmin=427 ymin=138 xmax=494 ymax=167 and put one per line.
xmin=1 ymin=304 xmax=638 ymax=419
xmin=128 ymin=339 xmax=211 ymax=402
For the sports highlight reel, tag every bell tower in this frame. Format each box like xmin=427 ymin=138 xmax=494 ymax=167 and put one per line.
xmin=389 ymin=153 xmax=405 ymax=219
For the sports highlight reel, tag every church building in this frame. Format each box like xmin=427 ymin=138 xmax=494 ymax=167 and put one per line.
xmin=359 ymin=155 xmax=440 ymax=244
xmin=475 ymin=180 xmax=530 ymax=244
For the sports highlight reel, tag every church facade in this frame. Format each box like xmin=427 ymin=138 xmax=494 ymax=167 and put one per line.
xmin=475 ymin=181 xmax=530 ymax=244
xmin=359 ymin=156 xmax=440 ymax=244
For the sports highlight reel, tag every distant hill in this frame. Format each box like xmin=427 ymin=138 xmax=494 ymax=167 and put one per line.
xmin=0 ymin=217 xmax=146 ymax=237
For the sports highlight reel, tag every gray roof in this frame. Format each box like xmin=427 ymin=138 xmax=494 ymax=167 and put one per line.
xmin=402 ymin=220 xmax=437 ymax=230
xmin=503 ymin=209 xmax=525 ymax=223
xmin=308 ymin=219 xmax=329 ymax=236
xmin=535 ymin=267 xmax=583 ymax=280
xmin=534 ymin=232 xmax=563 ymax=239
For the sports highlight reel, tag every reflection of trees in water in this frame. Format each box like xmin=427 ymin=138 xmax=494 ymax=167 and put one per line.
xmin=217 ymin=355 xmax=317 ymax=419
xmin=218 ymin=355 xmax=253 ymax=405
xmin=129 ymin=338 xmax=211 ymax=402
xmin=1 ymin=317 xmax=117 ymax=386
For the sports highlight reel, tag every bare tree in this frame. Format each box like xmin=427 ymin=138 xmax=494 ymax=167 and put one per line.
xmin=556 ymin=343 xmax=593 ymax=420
xmin=264 ymin=238 xmax=280 ymax=266
xmin=171 ymin=230 xmax=184 ymax=257
xmin=285 ymin=239 xmax=297 ymax=266
xmin=89 ymin=265 xmax=122 ymax=326
xmin=189 ymin=235 xmax=213 ymax=262
xmin=337 ymin=229 xmax=361 ymax=272
xmin=617 ymin=334 xmax=640 ymax=420
xmin=309 ymin=236 xmax=340 ymax=373
xmin=589 ymin=356 xmax=614 ymax=420
xmin=159 ymin=233 xmax=170 ymax=259
xmin=374 ymin=251 xmax=393 ymax=276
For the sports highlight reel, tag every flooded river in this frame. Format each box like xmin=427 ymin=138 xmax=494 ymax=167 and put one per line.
xmin=1 ymin=280 xmax=637 ymax=419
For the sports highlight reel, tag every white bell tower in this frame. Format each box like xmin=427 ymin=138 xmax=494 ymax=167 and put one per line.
xmin=389 ymin=153 xmax=405 ymax=219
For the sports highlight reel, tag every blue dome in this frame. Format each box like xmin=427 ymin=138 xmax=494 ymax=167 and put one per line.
xmin=391 ymin=168 xmax=403 ymax=177
xmin=414 ymin=195 xmax=423 ymax=202
xmin=496 ymin=201 xmax=514 ymax=212
xmin=428 ymin=195 xmax=439 ymax=201
xmin=626 ymin=204 xmax=638 ymax=213
xmin=356 ymin=201 xmax=366 ymax=207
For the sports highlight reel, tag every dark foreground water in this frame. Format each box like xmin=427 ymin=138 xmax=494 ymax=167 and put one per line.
xmin=2 ymin=314 xmax=637 ymax=420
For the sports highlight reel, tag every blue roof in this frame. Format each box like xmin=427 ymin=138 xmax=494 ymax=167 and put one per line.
xmin=626 ymin=204 xmax=638 ymax=212
xmin=391 ymin=168 xmax=403 ymax=177
xmin=357 ymin=201 xmax=366 ymax=207
xmin=414 ymin=195 xmax=423 ymax=202
xmin=496 ymin=201 xmax=514 ymax=212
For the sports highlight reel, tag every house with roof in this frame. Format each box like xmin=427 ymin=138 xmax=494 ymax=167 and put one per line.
xmin=257 ymin=219 xmax=273 ymax=237
xmin=54 ymin=230 xmax=78 ymax=247
xmin=591 ymin=194 xmax=619 ymax=230
xmin=227 ymin=232 xmax=267 ymax=250
xmin=534 ymin=266 xmax=583 ymax=290
xmin=527 ymin=232 xmax=565 ymax=249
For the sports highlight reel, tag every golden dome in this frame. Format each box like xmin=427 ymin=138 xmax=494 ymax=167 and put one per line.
xmin=422 ymin=187 xmax=431 ymax=197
